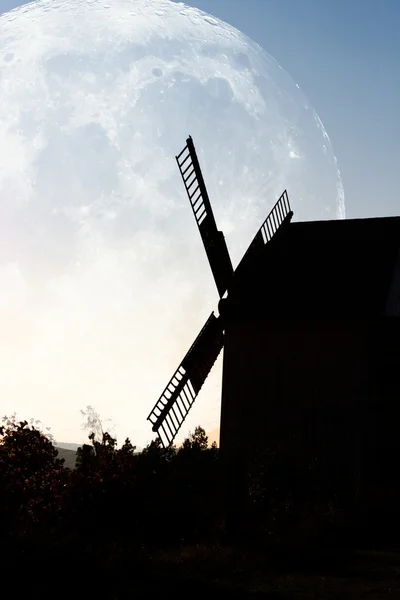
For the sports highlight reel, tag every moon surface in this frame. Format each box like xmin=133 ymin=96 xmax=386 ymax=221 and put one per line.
xmin=0 ymin=0 xmax=345 ymax=447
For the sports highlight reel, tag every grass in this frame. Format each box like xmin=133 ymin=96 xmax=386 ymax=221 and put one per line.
xmin=10 ymin=539 xmax=397 ymax=598
xmin=128 ymin=544 xmax=400 ymax=598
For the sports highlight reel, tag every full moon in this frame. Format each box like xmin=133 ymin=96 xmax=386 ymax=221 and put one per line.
xmin=0 ymin=0 xmax=345 ymax=447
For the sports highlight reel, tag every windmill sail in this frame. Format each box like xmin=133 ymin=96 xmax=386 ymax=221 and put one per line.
xmin=148 ymin=139 xmax=294 ymax=447
xmin=147 ymin=312 xmax=224 ymax=447
xmin=236 ymin=189 xmax=293 ymax=276
xmin=176 ymin=136 xmax=233 ymax=298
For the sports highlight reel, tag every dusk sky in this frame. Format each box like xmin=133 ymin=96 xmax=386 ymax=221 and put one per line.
xmin=0 ymin=0 xmax=398 ymax=447
xmin=2 ymin=0 xmax=398 ymax=217
xmin=183 ymin=0 xmax=400 ymax=219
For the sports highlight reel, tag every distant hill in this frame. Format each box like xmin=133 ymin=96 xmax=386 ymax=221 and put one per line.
xmin=55 ymin=428 xmax=219 ymax=469
xmin=56 ymin=442 xmax=81 ymax=451
xmin=56 ymin=447 xmax=78 ymax=469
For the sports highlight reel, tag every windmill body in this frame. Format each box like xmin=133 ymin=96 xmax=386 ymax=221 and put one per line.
xmin=220 ymin=216 xmax=400 ymax=491
xmin=147 ymin=136 xmax=292 ymax=447
xmin=148 ymin=136 xmax=400 ymax=496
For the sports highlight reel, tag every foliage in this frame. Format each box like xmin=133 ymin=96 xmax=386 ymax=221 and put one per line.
xmin=1 ymin=410 xmax=400 ymax=558
xmin=0 ymin=415 xmax=69 ymax=537
xmin=181 ymin=425 xmax=210 ymax=451
xmin=80 ymin=404 xmax=114 ymax=442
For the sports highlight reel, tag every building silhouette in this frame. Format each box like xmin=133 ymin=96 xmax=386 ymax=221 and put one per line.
xmin=148 ymin=136 xmax=400 ymax=507
xmin=220 ymin=215 xmax=400 ymax=500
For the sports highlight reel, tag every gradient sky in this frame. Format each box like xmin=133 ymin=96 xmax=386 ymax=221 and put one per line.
xmin=1 ymin=0 xmax=399 ymax=215
xmin=0 ymin=0 xmax=399 ymax=446
xmin=183 ymin=0 xmax=400 ymax=219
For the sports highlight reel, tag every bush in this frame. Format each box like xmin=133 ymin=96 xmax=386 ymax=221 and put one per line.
xmin=2 ymin=415 xmax=400 ymax=553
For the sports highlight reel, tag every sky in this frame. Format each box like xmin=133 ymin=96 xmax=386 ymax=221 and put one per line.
xmin=0 ymin=0 xmax=399 ymax=447
xmin=180 ymin=0 xmax=400 ymax=219
xmin=2 ymin=0 xmax=398 ymax=217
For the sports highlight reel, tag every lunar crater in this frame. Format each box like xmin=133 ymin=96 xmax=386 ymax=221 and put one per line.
xmin=0 ymin=0 xmax=344 ymax=446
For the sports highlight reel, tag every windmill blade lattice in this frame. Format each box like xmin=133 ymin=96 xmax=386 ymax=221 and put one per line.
xmin=176 ymin=136 xmax=233 ymax=298
xmin=236 ymin=189 xmax=293 ymax=276
xmin=147 ymin=312 xmax=224 ymax=447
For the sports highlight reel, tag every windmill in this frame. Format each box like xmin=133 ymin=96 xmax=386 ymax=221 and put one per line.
xmin=147 ymin=136 xmax=293 ymax=447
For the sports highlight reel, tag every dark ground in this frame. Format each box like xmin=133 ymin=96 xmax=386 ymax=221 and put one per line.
xmin=4 ymin=540 xmax=400 ymax=598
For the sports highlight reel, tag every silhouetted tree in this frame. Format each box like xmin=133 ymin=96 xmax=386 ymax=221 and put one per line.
xmin=181 ymin=425 xmax=209 ymax=451
xmin=80 ymin=405 xmax=114 ymax=442
xmin=120 ymin=437 xmax=136 ymax=455
xmin=0 ymin=415 xmax=68 ymax=537
xmin=75 ymin=442 xmax=96 ymax=473
xmin=3 ymin=409 xmax=388 ymax=555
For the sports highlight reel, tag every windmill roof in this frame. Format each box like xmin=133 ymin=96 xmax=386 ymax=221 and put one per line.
xmin=227 ymin=215 xmax=400 ymax=319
